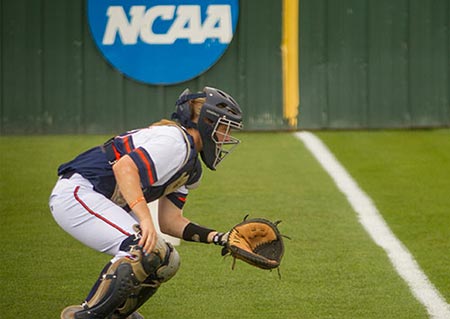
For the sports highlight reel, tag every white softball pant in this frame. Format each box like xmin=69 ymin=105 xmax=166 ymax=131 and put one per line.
xmin=49 ymin=173 xmax=141 ymax=262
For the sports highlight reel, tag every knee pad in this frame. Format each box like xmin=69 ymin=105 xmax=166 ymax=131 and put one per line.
xmin=107 ymin=237 xmax=181 ymax=318
xmin=118 ymin=227 xmax=180 ymax=284
xmin=155 ymin=240 xmax=180 ymax=283
xmin=128 ymin=236 xmax=180 ymax=284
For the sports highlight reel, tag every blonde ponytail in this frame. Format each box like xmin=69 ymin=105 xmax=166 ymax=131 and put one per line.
xmin=150 ymin=119 xmax=179 ymax=127
xmin=151 ymin=96 xmax=205 ymax=127
xmin=189 ymin=97 xmax=205 ymax=124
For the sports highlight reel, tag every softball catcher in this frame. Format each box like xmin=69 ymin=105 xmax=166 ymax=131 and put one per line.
xmin=50 ymin=86 xmax=284 ymax=319
xmin=49 ymin=87 xmax=244 ymax=318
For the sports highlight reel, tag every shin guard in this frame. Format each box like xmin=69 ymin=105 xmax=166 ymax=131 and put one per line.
xmin=74 ymin=262 xmax=138 ymax=319
xmin=70 ymin=237 xmax=180 ymax=319
xmin=110 ymin=239 xmax=181 ymax=318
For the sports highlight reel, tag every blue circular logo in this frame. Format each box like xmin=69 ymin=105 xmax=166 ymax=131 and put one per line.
xmin=87 ymin=0 xmax=239 ymax=85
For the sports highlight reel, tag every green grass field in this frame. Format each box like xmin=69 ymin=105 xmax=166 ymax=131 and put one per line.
xmin=1 ymin=130 xmax=449 ymax=318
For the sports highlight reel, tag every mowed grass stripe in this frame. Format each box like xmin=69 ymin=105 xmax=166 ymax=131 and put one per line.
xmin=315 ymin=130 xmax=450 ymax=305
xmin=295 ymin=131 xmax=450 ymax=319
xmin=0 ymin=134 xmax=429 ymax=318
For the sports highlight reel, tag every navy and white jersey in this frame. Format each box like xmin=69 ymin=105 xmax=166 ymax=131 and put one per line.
xmin=57 ymin=125 xmax=202 ymax=210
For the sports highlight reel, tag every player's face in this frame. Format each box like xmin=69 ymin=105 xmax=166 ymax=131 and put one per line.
xmin=215 ymin=123 xmax=232 ymax=142
xmin=210 ymin=118 xmax=242 ymax=168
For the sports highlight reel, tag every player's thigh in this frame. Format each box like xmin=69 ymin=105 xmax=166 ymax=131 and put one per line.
xmin=50 ymin=177 xmax=138 ymax=255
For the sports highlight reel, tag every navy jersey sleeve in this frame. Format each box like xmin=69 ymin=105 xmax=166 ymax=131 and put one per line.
xmin=128 ymin=147 xmax=158 ymax=188
xmin=166 ymin=191 xmax=188 ymax=209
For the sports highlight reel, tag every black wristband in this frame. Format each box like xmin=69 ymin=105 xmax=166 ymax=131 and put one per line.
xmin=182 ymin=222 xmax=214 ymax=243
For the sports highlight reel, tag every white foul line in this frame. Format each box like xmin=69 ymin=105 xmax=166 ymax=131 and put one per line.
xmin=294 ymin=131 xmax=450 ymax=319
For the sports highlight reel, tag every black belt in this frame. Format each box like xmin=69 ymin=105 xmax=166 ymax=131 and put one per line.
xmin=102 ymin=139 xmax=119 ymax=165
xmin=60 ymin=171 xmax=76 ymax=179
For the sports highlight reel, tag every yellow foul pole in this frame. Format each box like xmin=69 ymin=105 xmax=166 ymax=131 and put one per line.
xmin=282 ymin=0 xmax=299 ymax=128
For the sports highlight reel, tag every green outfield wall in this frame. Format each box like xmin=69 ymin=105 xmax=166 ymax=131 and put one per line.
xmin=299 ymin=0 xmax=449 ymax=129
xmin=1 ymin=0 xmax=449 ymax=134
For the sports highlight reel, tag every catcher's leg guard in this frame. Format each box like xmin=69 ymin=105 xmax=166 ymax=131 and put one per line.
xmin=108 ymin=286 xmax=158 ymax=319
xmin=109 ymin=238 xmax=181 ymax=318
xmin=74 ymin=262 xmax=138 ymax=319
xmin=69 ymin=237 xmax=180 ymax=319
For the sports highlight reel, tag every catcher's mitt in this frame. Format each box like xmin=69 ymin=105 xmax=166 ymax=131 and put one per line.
xmin=222 ymin=216 xmax=285 ymax=270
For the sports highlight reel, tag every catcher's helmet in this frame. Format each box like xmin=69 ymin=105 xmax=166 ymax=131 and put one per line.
xmin=172 ymin=86 xmax=243 ymax=170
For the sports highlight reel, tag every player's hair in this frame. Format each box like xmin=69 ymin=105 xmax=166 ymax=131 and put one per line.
xmin=189 ymin=97 xmax=206 ymax=123
xmin=152 ymin=97 xmax=205 ymax=127
xmin=150 ymin=119 xmax=178 ymax=127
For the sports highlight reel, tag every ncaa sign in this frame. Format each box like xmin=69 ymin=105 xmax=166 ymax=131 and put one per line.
xmin=87 ymin=0 xmax=239 ymax=85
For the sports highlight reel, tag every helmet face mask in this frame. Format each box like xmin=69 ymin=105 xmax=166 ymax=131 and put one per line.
xmin=209 ymin=116 xmax=243 ymax=169
xmin=197 ymin=87 xmax=243 ymax=170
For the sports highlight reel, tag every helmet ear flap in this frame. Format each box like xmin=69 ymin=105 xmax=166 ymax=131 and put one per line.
xmin=172 ymin=88 xmax=192 ymax=127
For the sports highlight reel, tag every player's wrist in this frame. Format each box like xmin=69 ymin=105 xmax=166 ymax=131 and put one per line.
xmin=129 ymin=196 xmax=145 ymax=209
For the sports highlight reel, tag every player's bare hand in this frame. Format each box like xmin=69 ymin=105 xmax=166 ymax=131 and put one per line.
xmin=138 ymin=217 xmax=157 ymax=254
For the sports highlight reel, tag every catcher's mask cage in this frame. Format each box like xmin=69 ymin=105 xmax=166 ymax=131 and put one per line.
xmin=172 ymin=86 xmax=243 ymax=170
